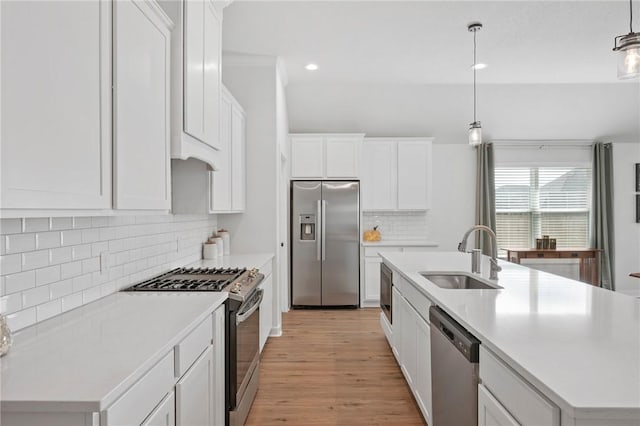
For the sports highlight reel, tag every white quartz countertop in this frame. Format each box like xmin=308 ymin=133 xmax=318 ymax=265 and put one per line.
xmin=188 ymin=253 xmax=274 ymax=270
xmin=361 ymin=240 xmax=438 ymax=247
xmin=381 ymin=251 xmax=640 ymax=420
xmin=0 ymin=292 xmax=227 ymax=412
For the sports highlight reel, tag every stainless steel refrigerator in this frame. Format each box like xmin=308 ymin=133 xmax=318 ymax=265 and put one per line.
xmin=291 ymin=181 xmax=360 ymax=307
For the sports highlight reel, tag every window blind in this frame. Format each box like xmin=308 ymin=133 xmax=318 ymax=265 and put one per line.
xmin=495 ymin=167 xmax=591 ymax=253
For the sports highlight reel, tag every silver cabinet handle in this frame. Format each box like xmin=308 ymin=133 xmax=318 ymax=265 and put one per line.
xmin=236 ymin=289 xmax=263 ymax=325
xmin=316 ymin=200 xmax=322 ymax=261
xmin=322 ymin=200 xmax=326 ymax=261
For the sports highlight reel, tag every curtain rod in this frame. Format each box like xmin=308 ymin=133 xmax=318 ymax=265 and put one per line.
xmin=490 ymin=139 xmax=594 ymax=148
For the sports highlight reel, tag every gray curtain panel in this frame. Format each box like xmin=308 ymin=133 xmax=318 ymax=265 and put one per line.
xmin=475 ymin=143 xmax=496 ymax=255
xmin=591 ymin=142 xmax=615 ymax=290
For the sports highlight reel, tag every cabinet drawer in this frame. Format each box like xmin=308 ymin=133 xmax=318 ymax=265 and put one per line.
xmin=364 ymin=246 xmax=402 ymax=257
xmin=103 ymin=352 xmax=174 ymax=426
xmin=480 ymin=347 xmax=559 ymax=426
xmin=401 ymin=281 xmax=433 ymax=324
xmin=559 ymin=251 xmax=591 ymax=259
xmin=175 ymin=317 xmax=213 ymax=378
xmin=523 ymin=251 xmax=560 ymax=259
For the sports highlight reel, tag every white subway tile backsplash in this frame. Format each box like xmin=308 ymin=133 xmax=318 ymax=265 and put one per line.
xmin=81 ymin=228 xmax=100 ymax=244
xmin=36 ymin=232 xmax=61 ymax=250
xmin=1 ymin=214 xmax=216 ymax=331
xmin=82 ymin=257 xmax=100 ymax=274
xmin=6 ymin=233 xmax=36 ymax=254
xmin=7 ymin=308 xmax=36 ymax=330
xmin=36 ymin=265 xmax=61 ymax=286
xmin=91 ymin=241 xmax=109 ymax=257
xmin=363 ymin=211 xmax=429 ymax=240
xmin=61 ymin=230 xmax=83 ymax=247
xmin=49 ymin=279 xmax=73 ymax=299
xmin=50 ymin=217 xmax=73 ymax=231
xmin=0 ymin=254 xmax=22 ymax=275
xmin=23 ymin=218 xmax=50 ymax=233
xmin=72 ymin=244 xmax=92 ymax=261
xmin=5 ymin=270 xmax=36 ymax=294
xmin=36 ymin=299 xmax=62 ymax=321
xmin=0 ymin=218 xmax=23 ymax=235
xmin=72 ymin=217 xmax=92 ymax=229
xmin=22 ymin=286 xmax=49 ymax=308
xmin=61 ymin=293 xmax=83 ymax=313
xmin=82 ymin=286 xmax=101 ymax=304
xmin=49 ymin=247 xmax=73 ymax=264
xmin=22 ymin=250 xmax=50 ymax=270
xmin=61 ymin=261 xmax=83 ymax=280
xmin=0 ymin=292 xmax=23 ymax=314
xmin=91 ymin=217 xmax=109 ymax=228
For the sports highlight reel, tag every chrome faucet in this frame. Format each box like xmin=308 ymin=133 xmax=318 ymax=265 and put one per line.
xmin=458 ymin=225 xmax=502 ymax=280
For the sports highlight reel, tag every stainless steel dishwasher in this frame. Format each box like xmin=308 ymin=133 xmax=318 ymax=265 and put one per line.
xmin=429 ymin=306 xmax=481 ymax=426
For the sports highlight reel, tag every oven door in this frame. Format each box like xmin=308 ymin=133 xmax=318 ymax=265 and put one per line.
xmin=235 ymin=288 xmax=263 ymax=407
xmin=380 ymin=262 xmax=392 ymax=323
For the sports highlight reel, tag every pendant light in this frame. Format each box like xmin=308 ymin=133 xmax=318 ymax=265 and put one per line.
xmin=468 ymin=23 xmax=483 ymax=146
xmin=613 ymin=0 xmax=640 ymax=79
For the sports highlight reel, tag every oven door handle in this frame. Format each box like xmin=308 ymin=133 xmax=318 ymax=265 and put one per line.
xmin=236 ymin=289 xmax=264 ymax=325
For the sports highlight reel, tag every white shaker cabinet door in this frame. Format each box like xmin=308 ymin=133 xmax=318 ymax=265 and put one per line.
xmin=363 ymin=257 xmax=382 ymax=305
xmin=259 ymin=274 xmax=273 ymax=352
xmin=415 ymin=315 xmax=432 ymax=426
xmin=397 ymin=140 xmax=432 ymax=210
xmin=478 ymin=384 xmax=521 ymax=426
xmin=183 ymin=0 xmax=221 ymax=150
xmin=1 ymin=0 xmax=111 ymax=210
xmin=231 ymin=103 xmax=246 ymax=211
xmin=141 ymin=392 xmax=175 ymax=426
xmin=362 ymin=141 xmax=396 ymax=210
xmin=210 ymin=90 xmax=233 ymax=212
xmin=290 ymin=137 xmax=324 ymax=178
xmin=176 ymin=346 xmax=215 ymax=426
xmin=113 ymin=0 xmax=172 ymax=210
xmin=325 ymin=136 xmax=360 ymax=178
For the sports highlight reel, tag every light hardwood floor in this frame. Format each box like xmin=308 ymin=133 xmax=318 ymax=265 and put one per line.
xmin=246 ymin=309 xmax=428 ymax=426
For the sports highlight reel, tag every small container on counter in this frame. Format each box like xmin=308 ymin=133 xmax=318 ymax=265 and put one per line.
xmin=203 ymin=241 xmax=218 ymax=259
xmin=218 ymin=229 xmax=230 ymax=255
xmin=0 ymin=314 xmax=13 ymax=357
xmin=212 ymin=236 xmax=224 ymax=257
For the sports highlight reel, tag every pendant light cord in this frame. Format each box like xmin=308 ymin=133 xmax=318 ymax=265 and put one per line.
xmin=473 ymin=29 xmax=477 ymax=123
xmin=631 ymin=0 xmax=634 ymax=33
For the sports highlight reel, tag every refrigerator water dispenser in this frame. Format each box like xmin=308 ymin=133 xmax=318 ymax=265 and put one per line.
xmin=299 ymin=215 xmax=316 ymax=241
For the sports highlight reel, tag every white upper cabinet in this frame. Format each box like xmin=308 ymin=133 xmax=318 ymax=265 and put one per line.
xmin=113 ymin=0 xmax=173 ymax=210
xmin=362 ymin=141 xmax=396 ymax=210
xmin=1 ymin=0 xmax=112 ymax=212
xmin=361 ymin=138 xmax=433 ymax=211
xmin=162 ymin=0 xmax=222 ymax=169
xmin=210 ymin=85 xmax=245 ymax=213
xmin=290 ymin=134 xmax=364 ymax=179
xmin=397 ymin=140 xmax=432 ymax=210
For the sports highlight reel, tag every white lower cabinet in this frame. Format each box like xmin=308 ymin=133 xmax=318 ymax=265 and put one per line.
xmin=142 ymin=392 xmax=176 ymax=426
xmin=389 ymin=268 xmax=433 ymax=425
xmin=176 ymin=347 xmax=215 ymax=426
xmin=478 ymin=384 xmax=520 ymax=426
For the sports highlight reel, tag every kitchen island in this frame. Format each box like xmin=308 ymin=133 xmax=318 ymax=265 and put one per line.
xmin=381 ymin=251 xmax=640 ymax=426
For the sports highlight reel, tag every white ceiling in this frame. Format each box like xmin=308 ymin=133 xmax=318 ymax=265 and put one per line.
xmin=222 ymin=0 xmax=640 ymax=84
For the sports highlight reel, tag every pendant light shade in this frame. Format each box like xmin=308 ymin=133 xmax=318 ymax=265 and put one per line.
xmin=614 ymin=0 xmax=640 ymax=79
xmin=468 ymin=23 xmax=483 ymax=146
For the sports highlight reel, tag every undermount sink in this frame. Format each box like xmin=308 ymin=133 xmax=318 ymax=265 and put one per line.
xmin=419 ymin=272 xmax=502 ymax=290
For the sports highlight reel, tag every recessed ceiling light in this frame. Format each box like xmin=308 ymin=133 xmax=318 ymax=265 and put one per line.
xmin=472 ymin=63 xmax=488 ymax=70
xmin=305 ymin=63 xmax=318 ymax=71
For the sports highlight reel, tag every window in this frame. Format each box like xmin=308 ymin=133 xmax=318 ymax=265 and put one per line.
xmin=495 ymin=167 xmax=592 ymax=255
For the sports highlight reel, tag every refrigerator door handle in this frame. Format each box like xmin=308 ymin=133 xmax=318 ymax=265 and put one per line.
xmin=317 ymin=200 xmax=322 ymax=261
xmin=322 ymin=200 xmax=327 ymax=261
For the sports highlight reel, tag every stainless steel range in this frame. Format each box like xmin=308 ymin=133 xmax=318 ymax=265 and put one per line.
xmin=125 ymin=266 xmax=264 ymax=426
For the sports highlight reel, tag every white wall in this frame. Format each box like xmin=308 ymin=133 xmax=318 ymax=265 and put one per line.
xmin=613 ymin=142 xmax=640 ymax=296
xmin=0 ymin=214 xmax=217 ymax=331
